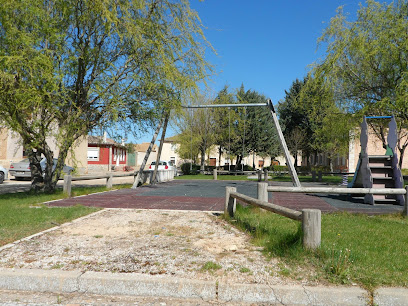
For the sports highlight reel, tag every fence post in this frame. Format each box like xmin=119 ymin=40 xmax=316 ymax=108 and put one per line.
xmin=404 ymin=186 xmax=408 ymax=217
xmin=106 ymin=173 xmax=113 ymax=189
xmin=312 ymin=171 xmax=316 ymax=182
xmin=263 ymin=169 xmax=268 ymax=182
xmin=342 ymin=174 xmax=348 ymax=186
xmin=302 ymin=209 xmax=321 ymax=250
xmin=213 ymin=169 xmax=217 ymax=180
xmin=63 ymin=175 xmax=72 ymax=198
xmin=257 ymin=182 xmax=268 ymax=202
xmin=225 ymin=186 xmax=237 ymax=217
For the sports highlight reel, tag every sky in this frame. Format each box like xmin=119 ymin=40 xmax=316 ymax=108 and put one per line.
xmin=135 ymin=0 xmax=364 ymax=143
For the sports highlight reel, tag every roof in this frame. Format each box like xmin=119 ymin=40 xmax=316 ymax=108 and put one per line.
xmin=88 ymin=135 xmax=124 ymax=147
xmin=134 ymin=142 xmax=157 ymax=152
xmin=164 ymin=135 xmax=180 ymax=143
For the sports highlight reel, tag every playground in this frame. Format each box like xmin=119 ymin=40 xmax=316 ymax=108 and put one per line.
xmin=48 ymin=179 xmax=404 ymax=215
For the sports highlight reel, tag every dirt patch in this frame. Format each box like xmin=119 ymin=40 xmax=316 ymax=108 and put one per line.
xmin=0 ymin=208 xmax=307 ymax=286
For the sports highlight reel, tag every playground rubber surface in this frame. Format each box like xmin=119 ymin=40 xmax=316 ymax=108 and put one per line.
xmin=48 ymin=179 xmax=404 ymax=214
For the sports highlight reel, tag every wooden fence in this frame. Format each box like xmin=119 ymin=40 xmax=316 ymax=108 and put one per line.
xmin=225 ymin=186 xmax=321 ymax=250
xmin=63 ymin=169 xmax=177 ymax=198
xmin=265 ymin=184 xmax=408 ymax=216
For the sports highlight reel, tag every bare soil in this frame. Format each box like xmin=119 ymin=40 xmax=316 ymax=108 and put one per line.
xmin=0 ymin=208 xmax=308 ymax=286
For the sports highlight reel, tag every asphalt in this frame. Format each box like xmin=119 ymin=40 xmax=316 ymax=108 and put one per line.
xmin=1 ymin=178 xmax=407 ymax=305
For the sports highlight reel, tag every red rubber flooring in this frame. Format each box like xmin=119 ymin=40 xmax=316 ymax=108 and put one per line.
xmin=48 ymin=181 xmax=404 ymax=214
xmin=271 ymin=192 xmax=336 ymax=213
xmin=48 ymin=189 xmax=225 ymax=211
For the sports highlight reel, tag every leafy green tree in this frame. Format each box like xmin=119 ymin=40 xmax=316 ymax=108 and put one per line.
xmin=236 ymin=86 xmax=281 ymax=168
xmin=175 ymin=93 xmax=217 ymax=170
xmin=278 ymin=78 xmax=313 ymax=165
xmin=315 ymin=0 xmax=408 ymax=166
xmin=213 ymin=86 xmax=236 ymax=167
xmin=0 ymin=0 xmax=212 ymax=192
xmin=279 ymin=76 xmax=350 ymax=169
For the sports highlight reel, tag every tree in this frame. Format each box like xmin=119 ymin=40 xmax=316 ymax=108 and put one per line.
xmin=212 ymin=86 xmax=236 ymax=167
xmin=279 ymin=76 xmax=350 ymax=169
xmin=278 ymin=78 xmax=314 ymax=165
xmin=174 ymin=93 xmax=217 ymax=170
xmin=0 ymin=0 xmax=212 ymax=192
xmin=236 ymin=86 xmax=281 ymax=168
xmin=315 ymin=0 xmax=408 ymax=167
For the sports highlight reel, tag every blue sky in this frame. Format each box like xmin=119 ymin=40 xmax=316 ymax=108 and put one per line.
xmin=135 ymin=0 xmax=364 ymax=143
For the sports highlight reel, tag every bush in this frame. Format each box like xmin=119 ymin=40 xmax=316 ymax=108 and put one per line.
xmin=266 ymin=165 xmax=288 ymax=172
xmin=243 ymin=165 xmax=254 ymax=171
xmin=180 ymin=163 xmax=200 ymax=175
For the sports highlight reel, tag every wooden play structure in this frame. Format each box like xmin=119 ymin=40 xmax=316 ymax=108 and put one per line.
xmin=349 ymin=116 xmax=404 ymax=205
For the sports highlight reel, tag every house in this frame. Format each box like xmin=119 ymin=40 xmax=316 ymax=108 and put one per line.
xmin=0 ymin=127 xmax=87 ymax=172
xmin=87 ymin=135 xmax=127 ymax=173
xmin=145 ymin=135 xmax=296 ymax=170
xmin=134 ymin=143 xmax=158 ymax=167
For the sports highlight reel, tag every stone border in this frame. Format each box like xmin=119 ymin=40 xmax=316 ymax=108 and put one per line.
xmin=0 ymin=268 xmax=371 ymax=304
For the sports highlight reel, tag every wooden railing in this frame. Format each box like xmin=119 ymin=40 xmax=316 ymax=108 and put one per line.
xmin=265 ymin=184 xmax=408 ymax=216
xmin=225 ymin=186 xmax=321 ymax=250
xmin=62 ymin=169 xmax=177 ymax=197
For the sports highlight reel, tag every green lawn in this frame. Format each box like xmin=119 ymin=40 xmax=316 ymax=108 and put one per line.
xmin=176 ymin=173 xmax=347 ymax=184
xmin=230 ymin=204 xmax=408 ymax=290
xmin=0 ymin=184 xmax=131 ymax=246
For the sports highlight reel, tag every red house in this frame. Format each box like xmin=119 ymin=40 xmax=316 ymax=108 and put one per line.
xmin=87 ymin=135 xmax=127 ymax=173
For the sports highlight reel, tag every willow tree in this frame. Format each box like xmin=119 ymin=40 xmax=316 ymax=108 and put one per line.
xmin=315 ymin=0 xmax=408 ymax=166
xmin=0 ymin=0 xmax=212 ymax=192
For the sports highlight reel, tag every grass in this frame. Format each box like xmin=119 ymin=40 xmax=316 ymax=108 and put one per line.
xmin=176 ymin=174 xmax=250 ymax=180
xmin=0 ymin=184 xmax=131 ymax=246
xmin=229 ymin=204 xmax=408 ymax=290
xmin=201 ymin=261 xmax=222 ymax=271
xmin=176 ymin=173 xmax=348 ymax=184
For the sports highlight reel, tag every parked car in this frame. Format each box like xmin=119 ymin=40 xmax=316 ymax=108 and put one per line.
xmin=149 ymin=160 xmax=177 ymax=173
xmin=0 ymin=165 xmax=8 ymax=184
xmin=9 ymin=158 xmax=73 ymax=180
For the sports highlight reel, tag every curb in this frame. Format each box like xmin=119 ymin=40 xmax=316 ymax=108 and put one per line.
xmin=0 ymin=268 xmax=371 ymax=304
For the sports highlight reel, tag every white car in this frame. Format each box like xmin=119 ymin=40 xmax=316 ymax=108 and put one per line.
xmin=149 ymin=160 xmax=177 ymax=173
xmin=0 ymin=165 xmax=8 ymax=184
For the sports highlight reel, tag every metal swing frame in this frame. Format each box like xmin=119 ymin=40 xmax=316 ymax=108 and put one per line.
xmin=183 ymin=99 xmax=301 ymax=187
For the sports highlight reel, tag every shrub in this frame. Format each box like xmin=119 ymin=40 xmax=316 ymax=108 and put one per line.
xmin=180 ymin=163 xmax=200 ymax=175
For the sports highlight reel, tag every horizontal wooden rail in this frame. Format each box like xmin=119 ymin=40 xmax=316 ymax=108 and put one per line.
xmin=230 ymin=190 xmax=302 ymax=221
xmin=266 ymin=186 xmax=407 ymax=195
xmin=70 ymin=172 xmax=135 ymax=181
xmin=225 ymin=186 xmax=320 ymax=249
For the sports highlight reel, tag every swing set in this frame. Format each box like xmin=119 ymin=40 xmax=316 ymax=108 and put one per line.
xmin=183 ymin=99 xmax=301 ymax=187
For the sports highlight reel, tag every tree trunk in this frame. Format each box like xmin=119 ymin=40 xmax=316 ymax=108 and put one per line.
xmin=398 ymin=145 xmax=407 ymax=169
xmin=200 ymin=147 xmax=205 ymax=172
xmin=28 ymin=149 xmax=44 ymax=192
xmin=218 ymin=146 xmax=222 ymax=169
xmin=132 ymin=117 xmax=164 ymax=189
xmin=235 ymin=155 xmax=242 ymax=171
xmin=42 ymin=146 xmax=55 ymax=193
xmin=151 ymin=113 xmax=169 ymax=185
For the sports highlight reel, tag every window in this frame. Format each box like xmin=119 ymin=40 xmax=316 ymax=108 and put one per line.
xmin=171 ymin=143 xmax=177 ymax=151
xmin=87 ymin=147 xmax=99 ymax=161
